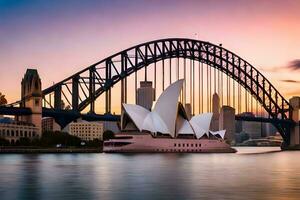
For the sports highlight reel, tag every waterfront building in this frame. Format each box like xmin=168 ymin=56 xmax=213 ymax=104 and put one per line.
xmin=42 ymin=117 xmax=61 ymax=132
xmin=262 ymin=123 xmax=277 ymax=137
xmin=0 ymin=118 xmax=39 ymax=144
xmin=137 ymin=81 xmax=155 ymax=110
xmin=69 ymin=121 xmax=104 ymax=141
xmin=243 ymin=121 xmax=262 ymax=139
xmin=238 ymin=112 xmax=262 ymax=139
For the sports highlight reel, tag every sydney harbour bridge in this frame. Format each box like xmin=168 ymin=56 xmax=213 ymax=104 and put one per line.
xmin=1 ymin=38 xmax=299 ymax=147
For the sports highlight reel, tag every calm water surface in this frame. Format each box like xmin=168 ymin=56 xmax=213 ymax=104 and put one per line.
xmin=0 ymin=147 xmax=300 ymax=200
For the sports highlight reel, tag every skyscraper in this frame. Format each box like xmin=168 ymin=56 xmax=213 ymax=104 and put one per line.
xmin=211 ymin=93 xmax=220 ymax=131
xmin=219 ymin=106 xmax=235 ymax=143
xmin=137 ymin=81 xmax=155 ymax=110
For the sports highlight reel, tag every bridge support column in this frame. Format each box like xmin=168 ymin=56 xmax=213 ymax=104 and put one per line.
xmin=54 ymin=85 xmax=61 ymax=110
xmin=72 ymin=76 xmax=79 ymax=111
xmin=219 ymin=106 xmax=235 ymax=144
xmin=289 ymin=96 xmax=300 ymax=147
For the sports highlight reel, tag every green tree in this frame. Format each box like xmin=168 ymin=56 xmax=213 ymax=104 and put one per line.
xmin=0 ymin=137 xmax=9 ymax=146
xmin=0 ymin=92 xmax=8 ymax=105
xmin=17 ymin=137 xmax=31 ymax=146
xmin=40 ymin=131 xmax=81 ymax=147
xmin=86 ymin=138 xmax=102 ymax=147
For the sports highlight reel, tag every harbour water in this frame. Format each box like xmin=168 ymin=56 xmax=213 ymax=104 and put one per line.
xmin=0 ymin=147 xmax=300 ymax=200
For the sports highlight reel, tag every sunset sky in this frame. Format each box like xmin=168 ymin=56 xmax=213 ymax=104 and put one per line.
xmin=1 ymin=0 xmax=300 ymax=107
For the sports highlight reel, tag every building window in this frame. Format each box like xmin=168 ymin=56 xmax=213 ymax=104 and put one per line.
xmin=35 ymin=99 xmax=39 ymax=106
xmin=195 ymin=144 xmax=197 ymax=147
xmin=183 ymin=144 xmax=185 ymax=147
xmin=178 ymin=144 xmax=181 ymax=147
xmin=187 ymin=144 xmax=189 ymax=147
xmin=191 ymin=144 xmax=193 ymax=147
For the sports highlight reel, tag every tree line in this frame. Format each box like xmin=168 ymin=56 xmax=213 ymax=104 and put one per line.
xmin=0 ymin=130 xmax=115 ymax=147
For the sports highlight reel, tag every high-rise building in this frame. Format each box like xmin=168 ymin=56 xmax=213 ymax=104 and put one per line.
xmin=210 ymin=93 xmax=220 ymax=131
xmin=137 ymin=81 xmax=155 ymax=110
xmin=219 ymin=106 xmax=235 ymax=143
xmin=184 ymin=103 xmax=192 ymax=119
xmin=261 ymin=123 xmax=277 ymax=137
xmin=238 ymin=112 xmax=262 ymax=139
xmin=242 ymin=122 xmax=262 ymax=139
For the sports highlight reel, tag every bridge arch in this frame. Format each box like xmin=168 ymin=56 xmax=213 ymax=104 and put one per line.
xmin=42 ymin=38 xmax=293 ymax=143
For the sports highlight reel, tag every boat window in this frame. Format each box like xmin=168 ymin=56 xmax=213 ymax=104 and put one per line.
xmin=104 ymin=142 xmax=132 ymax=147
xmin=114 ymin=136 xmax=133 ymax=139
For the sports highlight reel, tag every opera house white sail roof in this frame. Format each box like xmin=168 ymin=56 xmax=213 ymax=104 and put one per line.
xmin=121 ymin=79 xmax=226 ymax=139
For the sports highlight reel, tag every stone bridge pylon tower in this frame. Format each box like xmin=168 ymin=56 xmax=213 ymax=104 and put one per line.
xmin=20 ymin=69 xmax=42 ymax=136
xmin=289 ymin=97 xmax=300 ymax=148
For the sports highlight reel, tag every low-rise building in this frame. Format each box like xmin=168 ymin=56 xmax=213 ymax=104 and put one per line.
xmin=42 ymin=117 xmax=61 ymax=132
xmin=0 ymin=118 xmax=39 ymax=144
xmin=69 ymin=121 xmax=104 ymax=141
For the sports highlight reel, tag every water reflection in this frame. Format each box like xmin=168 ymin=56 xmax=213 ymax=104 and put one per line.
xmin=0 ymin=147 xmax=300 ymax=200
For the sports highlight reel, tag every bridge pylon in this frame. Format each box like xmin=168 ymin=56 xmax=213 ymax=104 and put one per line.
xmin=19 ymin=69 xmax=42 ymax=136
xmin=289 ymin=96 xmax=300 ymax=147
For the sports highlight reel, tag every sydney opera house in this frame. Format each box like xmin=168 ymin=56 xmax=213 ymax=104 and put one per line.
xmin=104 ymin=80 xmax=236 ymax=153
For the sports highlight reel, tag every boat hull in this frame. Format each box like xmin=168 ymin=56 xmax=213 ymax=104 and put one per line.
xmin=103 ymin=133 xmax=236 ymax=153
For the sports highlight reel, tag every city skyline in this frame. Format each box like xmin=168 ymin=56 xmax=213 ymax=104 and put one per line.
xmin=1 ymin=0 xmax=300 ymax=107
xmin=1 ymin=2 xmax=300 ymax=199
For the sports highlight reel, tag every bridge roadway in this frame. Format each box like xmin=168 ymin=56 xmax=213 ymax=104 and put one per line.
xmin=3 ymin=38 xmax=296 ymax=145
xmin=0 ymin=106 xmax=294 ymax=127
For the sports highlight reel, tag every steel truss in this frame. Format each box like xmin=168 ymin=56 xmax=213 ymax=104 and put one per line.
xmin=40 ymin=38 xmax=293 ymax=144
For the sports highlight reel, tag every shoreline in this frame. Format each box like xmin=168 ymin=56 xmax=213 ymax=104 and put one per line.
xmin=0 ymin=147 xmax=102 ymax=153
